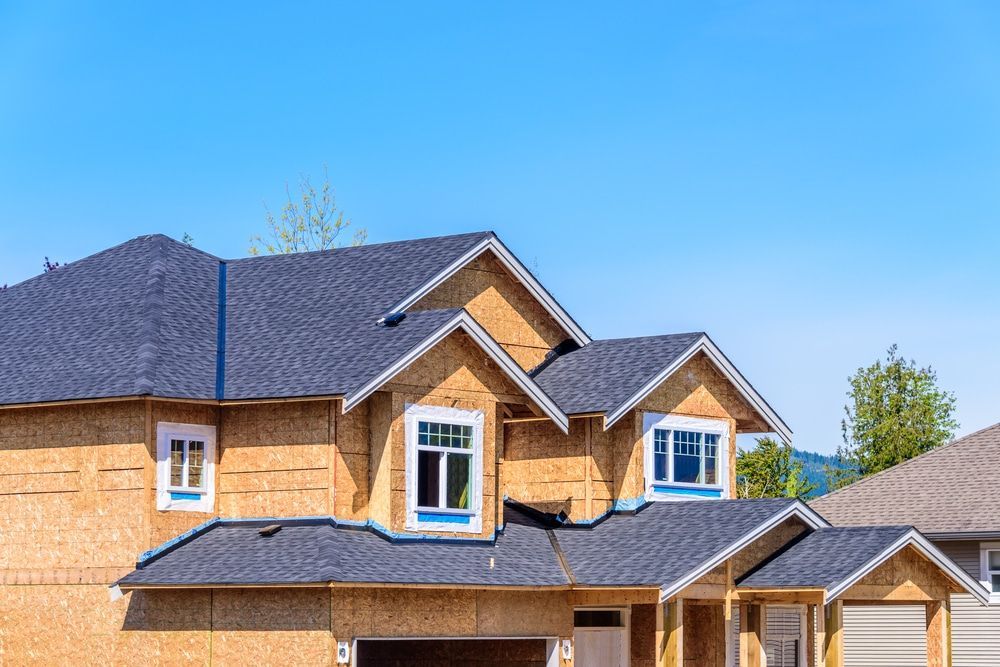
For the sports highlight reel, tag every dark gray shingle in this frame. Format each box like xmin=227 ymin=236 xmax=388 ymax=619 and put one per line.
xmin=737 ymin=525 xmax=912 ymax=589
xmin=554 ymin=498 xmax=797 ymax=588
xmin=533 ymin=333 xmax=703 ymax=415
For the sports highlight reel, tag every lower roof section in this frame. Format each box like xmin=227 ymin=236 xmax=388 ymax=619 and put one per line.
xmin=117 ymin=498 xmax=824 ymax=594
xmin=737 ymin=525 xmax=990 ymax=605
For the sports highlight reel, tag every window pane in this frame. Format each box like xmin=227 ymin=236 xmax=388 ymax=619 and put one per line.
xmin=989 ymin=551 xmax=1000 ymax=570
xmin=446 ymin=453 xmax=471 ymax=509
xmin=188 ymin=441 xmax=205 ymax=488
xmin=417 ymin=450 xmax=441 ymax=507
xmin=574 ymin=610 xmax=623 ymax=627
xmin=170 ymin=439 xmax=184 ymax=486
xmin=704 ymin=433 xmax=719 ymax=485
xmin=992 ymin=574 xmax=1000 ymax=593
xmin=673 ymin=431 xmax=702 ymax=483
xmin=653 ymin=429 xmax=669 ymax=481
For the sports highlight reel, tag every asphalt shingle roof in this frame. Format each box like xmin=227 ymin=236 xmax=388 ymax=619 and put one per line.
xmin=0 ymin=232 xmax=491 ymax=405
xmin=554 ymin=498 xmax=798 ymax=588
xmin=737 ymin=525 xmax=912 ymax=590
xmin=118 ymin=499 xmax=805 ymax=590
xmin=810 ymin=423 xmax=1000 ymax=535
xmin=533 ymin=333 xmax=703 ymax=415
xmin=118 ymin=514 xmax=569 ymax=588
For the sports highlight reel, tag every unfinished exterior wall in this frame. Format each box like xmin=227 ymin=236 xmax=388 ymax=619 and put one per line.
xmin=218 ymin=400 xmax=332 ymax=520
xmin=0 ymin=402 xmax=146 ymax=582
xmin=410 ymin=251 xmax=569 ymax=370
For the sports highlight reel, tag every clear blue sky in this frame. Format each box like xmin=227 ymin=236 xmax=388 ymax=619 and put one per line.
xmin=2 ymin=2 xmax=999 ymax=454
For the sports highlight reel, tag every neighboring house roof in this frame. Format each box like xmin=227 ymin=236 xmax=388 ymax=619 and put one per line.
xmin=116 ymin=499 xmax=828 ymax=599
xmin=117 ymin=514 xmax=569 ymax=589
xmin=810 ymin=422 xmax=1000 ymax=537
xmin=534 ymin=333 xmax=792 ymax=441
xmin=737 ymin=525 xmax=989 ymax=605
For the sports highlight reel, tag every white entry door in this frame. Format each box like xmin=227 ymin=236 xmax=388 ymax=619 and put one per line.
xmin=574 ymin=608 xmax=628 ymax=667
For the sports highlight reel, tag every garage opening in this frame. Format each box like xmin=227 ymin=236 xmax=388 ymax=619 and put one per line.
xmin=843 ymin=604 xmax=927 ymax=667
xmin=354 ymin=638 xmax=552 ymax=666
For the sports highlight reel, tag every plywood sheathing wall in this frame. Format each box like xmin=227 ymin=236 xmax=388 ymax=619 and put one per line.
xmin=409 ymin=251 xmax=569 ymax=371
xmin=504 ymin=416 xmax=621 ymax=522
xmin=0 ymin=402 xmax=145 ymax=582
xmin=841 ymin=546 xmax=957 ymax=601
xmin=372 ymin=330 xmax=531 ymax=538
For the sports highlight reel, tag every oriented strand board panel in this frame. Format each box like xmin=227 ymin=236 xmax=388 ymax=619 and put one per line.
xmin=0 ymin=584 xmax=212 ymax=665
xmin=334 ymin=398 xmax=370 ymax=520
xmin=331 ymin=588 xmax=572 ymax=640
xmin=683 ymin=603 xmax=726 ymax=667
xmin=218 ymin=401 xmax=331 ymax=519
xmin=631 ymin=603 xmax=656 ymax=667
xmin=211 ymin=588 xmax=332 ymax=666
xmin=410 ymin=250 xmax=569 ymax=370
xmin=0 ymin=402 xmax=147 ymax=575
xmin=504 ymin=418 xmax=588 ymax=520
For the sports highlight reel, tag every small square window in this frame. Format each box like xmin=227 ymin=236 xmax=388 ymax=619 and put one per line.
xmin=157 ymin=423 xmax=215 ymax=513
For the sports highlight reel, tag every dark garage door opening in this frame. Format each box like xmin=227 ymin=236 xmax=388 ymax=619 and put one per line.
xmin=356 ymin=638 xmax=549 ymax=666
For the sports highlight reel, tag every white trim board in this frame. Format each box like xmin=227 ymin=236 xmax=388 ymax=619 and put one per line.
xmin=659 ymin=500 xmax=830 ymax=602
xmin=603 ymin=334 xmax=793 ymax=443
xmin=388 ymin=234 xmax=591 ymax=347
xmin=343 ymin=310 xmax=569 ymax=433
xmin=824 ymin=528 xmax=991 ymax=606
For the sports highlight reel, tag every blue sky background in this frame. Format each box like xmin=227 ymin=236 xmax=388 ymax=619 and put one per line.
xmin=2 ymin=2 xmax=998 ymax=454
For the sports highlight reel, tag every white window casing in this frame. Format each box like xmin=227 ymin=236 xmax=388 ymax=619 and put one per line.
xmin=980 ymin=542 xmax=1000 ymax=603
xmin=404 ymin=403 xmax=484 ymax=534
xmin=156 ymin=422 xmax=216 ymax=513
xmin=642 ymin=413 xmax=730 ymax=501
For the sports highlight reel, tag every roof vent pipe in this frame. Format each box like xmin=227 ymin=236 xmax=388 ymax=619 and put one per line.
xmin=376 ymin=312 xmax=407 ymax=327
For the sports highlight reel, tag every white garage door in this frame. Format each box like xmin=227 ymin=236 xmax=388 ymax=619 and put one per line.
xmin=843 ymin=604 xmax=926 ymax=667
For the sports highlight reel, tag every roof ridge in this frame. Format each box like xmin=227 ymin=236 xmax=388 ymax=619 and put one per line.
xmin=134 ymin=236 xmax=169 ymax=395
xmin=228 ymin=230 xmax=495 ymax=264
xmin=812 ymin=422 xmax=1000 ymax=504
xmin=586 ymin=331 xmax=705 ymax=346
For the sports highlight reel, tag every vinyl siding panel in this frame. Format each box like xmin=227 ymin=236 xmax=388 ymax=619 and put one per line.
xmin=843 ymin=605 xmax=926 ymax=667
xmin=937 ymin=540 xmax=1000 ymax=667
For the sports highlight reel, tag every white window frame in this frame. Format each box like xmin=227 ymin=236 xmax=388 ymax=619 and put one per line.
xmin=642 ymin=413 xmax=730 ymax=500
xmin=156 ymin=422 xmax=216 ymax=513
xmin=404 ymin=403 xmax=484 ymax=534
xmin=980 ymin=542 xmax=1000 ymax=602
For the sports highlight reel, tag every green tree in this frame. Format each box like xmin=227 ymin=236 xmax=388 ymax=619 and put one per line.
xmin=835 ymin=344 xmax=957 ymax=487
xmin=250 ymin=168 xmax=366 ymax=255
xmin=736 ymin=437 xmax=817 ymax=499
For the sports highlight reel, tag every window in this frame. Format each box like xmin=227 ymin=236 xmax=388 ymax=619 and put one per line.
xmin=416 ymin=421 xmax=473 ymax=510
xmin=981 ymin=543 xmax=1000 ymax=599
xmin=405 ymin=404 xmax=483 ymax=533
xmin=644 ymin=414 xmax=729 ymax=499
xmin=156 ymin=422 xmax=216 ymax=513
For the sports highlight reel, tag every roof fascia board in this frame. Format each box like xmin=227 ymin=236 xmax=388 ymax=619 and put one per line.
xmin=659 ymin=501 xmax=829 ymax=602
xmin=824 ymin=529 xmax=990 ymax=606
xmin=388 ymin=235 xmax=591 ymax=347
xmin=603 ymin=336 xmax=794 ymax=443
xmin=342 ymin=311 xmax=569 ymax=433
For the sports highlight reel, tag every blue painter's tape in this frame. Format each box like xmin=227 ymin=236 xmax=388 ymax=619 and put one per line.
xmin=417 ymin=512 xmax=472 ymax=525
xmin=651 ymin=485 xmax=722 ymax=498
xmin=170 ymin=491 xmax=202 ymax=501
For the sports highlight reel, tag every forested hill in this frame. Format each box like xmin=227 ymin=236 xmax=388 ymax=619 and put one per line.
xmin=792 ymin=448 xmax=847 ymax=498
